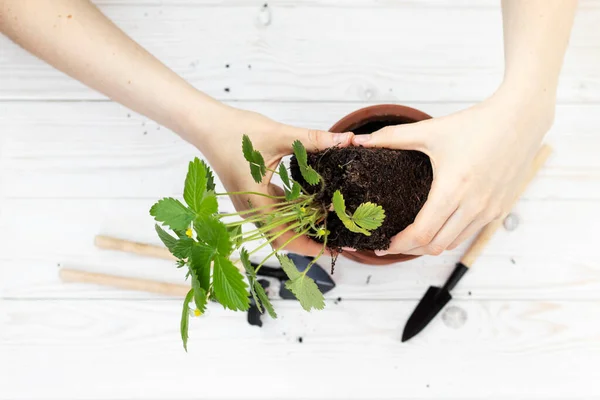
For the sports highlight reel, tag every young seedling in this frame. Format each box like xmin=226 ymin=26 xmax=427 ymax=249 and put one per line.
xmin=150 ymin=135 xmax=385 ymax=351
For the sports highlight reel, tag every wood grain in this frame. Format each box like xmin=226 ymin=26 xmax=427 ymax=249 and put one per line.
xmin=1 ymin=299 xmax=599 ymax=399
xmin=2 ymin=102 xmax=599 ymax=200
xmin=0 ymin=3 xmax=599 ymax=102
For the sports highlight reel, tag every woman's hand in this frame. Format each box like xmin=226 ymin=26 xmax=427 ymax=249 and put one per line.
xmin=189 ymin=105 xmax=353 ymax=257
xmin=353 ymin=88 xmax=554 ymax=256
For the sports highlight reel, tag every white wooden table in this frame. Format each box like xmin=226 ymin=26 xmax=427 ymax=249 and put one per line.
xmin=1 ymin=1 xmax=599 ymax=399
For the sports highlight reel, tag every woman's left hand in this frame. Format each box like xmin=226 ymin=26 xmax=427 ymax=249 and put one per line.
xmin=353 ymin=88 xmax=554 ymax=256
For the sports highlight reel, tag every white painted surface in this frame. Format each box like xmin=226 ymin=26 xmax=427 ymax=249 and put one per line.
xmin=1 ymin=1 xmax=599 ymax=399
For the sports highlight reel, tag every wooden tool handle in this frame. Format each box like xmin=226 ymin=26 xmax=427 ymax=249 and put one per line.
xmin=95 ymin=235 xmax=176 ymax=261
xmin=59 ymin=268 xmax=190 ymax=297
xmin=460 ymin=144 xmax=553 ymax=267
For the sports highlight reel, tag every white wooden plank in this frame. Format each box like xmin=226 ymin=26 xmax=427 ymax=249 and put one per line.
xmin=1 ymin=101 xmax=598 ymax=200
xmin=1 ymin=3 xmax=599 ymax=102
xmin=1 ymin=299 xmax=599 ymax=399
xmin=1 ymin=197 xmax=598 ymax=300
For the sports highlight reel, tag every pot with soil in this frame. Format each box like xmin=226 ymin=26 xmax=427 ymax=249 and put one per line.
xmin=290 ymin=104 xmax=434 ymax=265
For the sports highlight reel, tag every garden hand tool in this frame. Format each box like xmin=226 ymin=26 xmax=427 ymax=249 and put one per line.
xmin=402 ymin=144 xmax=552 ymax=342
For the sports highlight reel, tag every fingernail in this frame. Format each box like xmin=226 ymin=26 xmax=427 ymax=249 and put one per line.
xmin=333 ymin=132 xmax=349 ymax=144
xmin=353 ymin=134 xmax=371 ymax=144
xmin=374 ymin=250 xmax=388 ymax=256
xmin=342 ymin=247 xmax=356 ymax=252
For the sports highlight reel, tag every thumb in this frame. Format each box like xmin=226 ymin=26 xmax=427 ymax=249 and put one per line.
xmin=284 ymin=127 xmax=354 ymax=153
xmin=352 ymin=120 xmax=431 ymax=151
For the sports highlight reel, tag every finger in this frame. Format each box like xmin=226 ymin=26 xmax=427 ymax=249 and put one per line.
xmin=402 ymin=206 xmax=476 ymax=256
xmin=285 ymin=127 xmax=353 ymax=152
xmin=447 ymin=218 xmax=488 ymax=250
xmin=352 ymin=121 xmax=430 ymax=151
xmin=375 ymin=179 xmax=459 ymax=256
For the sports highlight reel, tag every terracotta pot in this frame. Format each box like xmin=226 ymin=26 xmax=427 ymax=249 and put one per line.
xmin=329 ymin=104 xmax=432 ymax=266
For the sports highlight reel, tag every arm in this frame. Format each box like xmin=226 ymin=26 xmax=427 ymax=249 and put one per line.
xmin=354 ymin=0 xmax=577 ymax=256
xmin=0 ymin=0 xmax=352 ymax=256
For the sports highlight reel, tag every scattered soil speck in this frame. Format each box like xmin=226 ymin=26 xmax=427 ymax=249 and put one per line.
xmin=263 ymin=3 xmax=268 ymax=7
xmin=127 ymin=113 xmax=131 ymax=118
xmin=282 ymin=332 xmax=286 ymax=336
xmin=224 ymin=87 xmax=230 ymax=92
xmin=67 ymin=14 xmax=72 ymax=19
xmin=510 ymin=257 xmax=516 ymax=264
xmin=366 ymin=275 xmax=372 ymax=285
xmin=468 ymin=291 xmax=472 ymax=296
xmin=426 ymin=384 xmax=430 ymax=388
xmin=225 ymin=64 xmax=230 ymax=68
xmin=297 ymin=336 xmax=303 ymax=343
xmin=143 ymin=131 xmax=147 ymax=135
xmin=248 ymin=64 xmax=252 ymax=69
xmin=142 ymin=121 xmax=146 ymax=126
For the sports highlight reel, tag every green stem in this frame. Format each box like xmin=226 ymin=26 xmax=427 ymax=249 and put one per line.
xmin=233 ymin=214 xmax=299 ymax=241
xmin=217 ymin=200 xmax=302 ymax=218
xmin=303 ymin=228 xmax=328 ymax=277
xmin=215 ymin=191 xmax=286 ymax=199
xmin=254 ymin=228 xmax=311 ymax=274
xmin=247 ymin=222 xmax=302 ymax=256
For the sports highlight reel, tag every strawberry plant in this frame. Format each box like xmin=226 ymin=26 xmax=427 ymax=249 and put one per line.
xmin=150 ymin=135 xmax=385 ymax=350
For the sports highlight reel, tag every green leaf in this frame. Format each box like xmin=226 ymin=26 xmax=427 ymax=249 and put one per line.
xmin=278 ymin=162 xmax=291 ymax=190
xmin=199 ymin=159 xmax=216 ymax=191
xmin=194 ymin=216 xmax=232 ymax=256
xmin=353 ymin=202 xmax=385 ymax=231
xmin=196 ymin=191 xmax=218 ymax=219
xmin=172 ymin=237 xmax=195 ymax=259
xmin=183 ymin=158 xmax=208 ymax=213
xmin=191 ymin=271 xmax=208 ymax=315
xmin=150 ymin=197 xmax=195 ymax=231
xmin=212 ymin=254 xmax=250 ymax=311
xmin=189 ymin=243 xmax=214 ymax=290
xmin=242 ymin=134 xmax=267 ymax=184
xmin=285 ymin=181 xmax=302 ymax=201
xmin=181 ymin=288 xmax=194 ymax=352
xmin=254 ymin=280 xmax=277 ymax=318
xmin=331 ymin=190 xmax=370 ymax=236
xmin=277 ymin=254 xmax=325 ymax=311
xmin=292 ymin=140 xmax=321 ymax=185
xmin=227 ymin=225 xmax=243 ymax=249
xmin=155 ymin=224 xmax=177 ymax=253
xmin=239 ymin=248 xmax=255 ymax=278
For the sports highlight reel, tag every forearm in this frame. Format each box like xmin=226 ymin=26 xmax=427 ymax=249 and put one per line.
xmin=0 ymin=0 xmax=226 ymax=141
xmin=499 ymin=0 xmax=577 ymax=106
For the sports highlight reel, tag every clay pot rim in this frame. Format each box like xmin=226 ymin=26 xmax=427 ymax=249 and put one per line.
xmin=329 ymin=104 xmax=432 ymax=266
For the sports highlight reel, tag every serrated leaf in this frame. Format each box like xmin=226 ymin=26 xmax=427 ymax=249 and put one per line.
xmin=227 ymin=225 xmax=243 ymax=249
xmin=353 ymin=202 xmax=385 ymax=230
xmin=150 ymin=198 xmax=195 ymax=231
xmin=254 ymin=280 xmax=277 ymax=318
xmin=196 ymin=191 xmax=218 ymax=218
xmin=278 ymin=162 xmax=291 ymax=190
xmin=240 ymin=248 xmax=255 ymax=278
xmin=183 ymin=158 xmax=207 ymax=213
xmin=155 ymin=224 xmax=177 ymax=253
xmin=191 ymin=271 xmax=208 ymax=314
xmin=172 ymin=237 xmax=195 ymax=259
xmin=331 ymin=190 xmax=371 ymax=236
xmin=212 ymin=254 xmax=250 ymax=311
xmin=242 ymin=134 xmax=267 ymax=184
xmin=277 ymin=254 xmax=325 ymax=311
xmin=284 ymin=277 xmax=325 ymax=312
xmin=181 ymin=288 xmax=194 ymax=352
xmin=194 ymin=217 xmax=232 ymax=256
xmin=285 ymin=181 xmax=302 ymax=201
xmin=199 ymin=159 xmax=216 ymax=191
xmin=292 ymin=140 xmax=321 ymax=185
xmin=189 ymin=243 xmax=214 ymax=290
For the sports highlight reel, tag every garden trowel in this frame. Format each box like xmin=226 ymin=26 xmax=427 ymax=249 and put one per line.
xmin=402 ymin=144 xmax=552 ymax=342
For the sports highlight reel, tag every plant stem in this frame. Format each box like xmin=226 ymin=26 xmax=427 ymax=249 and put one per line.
xmin=254 ymin=228 xmax=311 ymax=274
xmin=247 ymin=222 xmax=302 ymax=256
xmin=217 ymin=200 xmax=302 ymax=218
xmin=215 ymin=191 xmax=286 ymax=199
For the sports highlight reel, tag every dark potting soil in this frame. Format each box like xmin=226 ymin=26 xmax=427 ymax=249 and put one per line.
xmin=290 ymin=122 xmax=433 ymax=251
